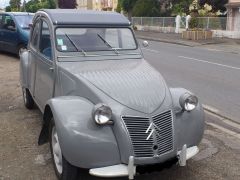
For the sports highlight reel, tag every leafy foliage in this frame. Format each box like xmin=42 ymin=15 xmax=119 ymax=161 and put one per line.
xmin=172 ymin=0 xmax=192 ymax=15
xmin=5 ymin=6 xmax=12 ymax=12
xmin=58 ymin=0 xmax=77 ymax=9
xmin=120 ymin=0 xmax=138 ymax=18
xmin=132 ymin=0 xmax=161 ymax=17
xmin=189 ymin=16 xmax=199 ymax=29
xmin=199 ymin=0 xmax=228 ymax=13
xmin=9 ymin=0 xmax=21 ymax=11
xmin=25 ymin=0 xmax=56 ymax=13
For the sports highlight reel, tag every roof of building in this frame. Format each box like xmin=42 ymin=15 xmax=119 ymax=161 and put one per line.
xmin=38 ymin=9 xmax=131 ymax=26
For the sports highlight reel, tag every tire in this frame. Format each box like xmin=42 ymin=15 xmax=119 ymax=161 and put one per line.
xmin=17 ymin=44 xmax=26 ymax=57
xmin=49 ymin=119 xmax=79 ymax=180
xmin=22 ymin=88 xmax=34 ymax=109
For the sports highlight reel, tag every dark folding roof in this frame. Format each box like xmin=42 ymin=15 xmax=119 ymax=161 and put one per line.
xmin=39 ymin=9 xmax=131 ymax=26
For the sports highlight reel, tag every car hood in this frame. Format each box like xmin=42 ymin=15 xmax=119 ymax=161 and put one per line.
xmin=60 ymin=59 xmax=167 ymax=114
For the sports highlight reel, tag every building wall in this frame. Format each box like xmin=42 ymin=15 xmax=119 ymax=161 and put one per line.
xmin=226 ymin=0 xmax=240 ymax=31
xmin=229 ymin=0 xmax=240 ymax=3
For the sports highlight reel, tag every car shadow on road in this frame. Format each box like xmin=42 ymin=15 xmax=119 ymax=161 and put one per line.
xmin=0 ymin=51 xmax=19 ymax=60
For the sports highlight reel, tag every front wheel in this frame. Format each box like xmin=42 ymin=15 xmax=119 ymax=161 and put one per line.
xmin=49 ymin=119 xmax=79 ymax=180
xmin=22 ymin=88 xmax=34 ymax=109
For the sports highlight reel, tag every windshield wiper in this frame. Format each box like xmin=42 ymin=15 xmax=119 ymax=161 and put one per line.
xmin=97 ymin=34 xmax=119 ymax=55
xmin=64 ymin=33 xmax=87 ymax=56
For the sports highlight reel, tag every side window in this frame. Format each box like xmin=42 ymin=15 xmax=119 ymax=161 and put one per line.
xmin=39 ymin=21 xmax=52 ymax=60
xmin=31 ymin=21 xmax=41 ymax=50
xmin=2 ymin=15 xmax=16 ymax=31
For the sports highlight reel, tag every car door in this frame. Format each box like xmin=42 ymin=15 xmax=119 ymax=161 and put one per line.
xmin=1 ymin=14 xmax=19 ymax=53
xmin=33 ymin=19 xmax=55 ymax=111
xmin=28 ymin=19 xmax=41 ymax=97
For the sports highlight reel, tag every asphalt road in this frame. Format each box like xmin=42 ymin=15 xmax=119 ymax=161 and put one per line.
xmin=141 ymin=40 xmax=240 ymax=123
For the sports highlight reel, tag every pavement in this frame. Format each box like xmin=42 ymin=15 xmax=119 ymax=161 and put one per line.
xmin=140 ymin=38 xmax=240 ymax=124
xmin=135 ymin=31 xmax=240 ymax=54
xmin=0 ymin=52 xmax=240 ymax=179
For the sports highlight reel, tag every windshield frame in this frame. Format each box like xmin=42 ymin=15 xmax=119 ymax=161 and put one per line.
xmin=14 ymin=14 xmax=34 ymax=29
xmin=54 ymin=26 xmax=139 ymax=54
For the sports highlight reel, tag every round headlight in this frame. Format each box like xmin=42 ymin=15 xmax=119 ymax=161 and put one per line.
xmin=179 ymin=93 xmax=198 ymax=112
xmin=93 ymin=104 xmax=112 ymax=125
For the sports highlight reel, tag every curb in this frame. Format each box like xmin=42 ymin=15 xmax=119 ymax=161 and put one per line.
xmin=203 ymin=106 xmax=239 ymax=124
xmin=136 ymin=35 xmax=196 ymax=47
xmin=136 ymin=35 xmax=229 ymax=47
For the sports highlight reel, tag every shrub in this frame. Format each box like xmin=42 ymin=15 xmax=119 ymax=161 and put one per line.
xmin=189 ymin=17 xmax=199 ymax=29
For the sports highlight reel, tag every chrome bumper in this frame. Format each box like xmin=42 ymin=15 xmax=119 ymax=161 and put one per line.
xmin=89 ymin=145 xmax=199 ymax=179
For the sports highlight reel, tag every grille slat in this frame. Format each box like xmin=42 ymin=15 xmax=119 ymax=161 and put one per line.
xmin=122 ymin=110 xmax=173 ymax=158
xmin=153 ymin=110 xmax=174 ymax=156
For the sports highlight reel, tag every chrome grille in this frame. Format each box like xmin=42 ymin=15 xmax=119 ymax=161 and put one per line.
xmin=122 ymin=110 xmax=173 ymax=158
xmin=122 ymin=116 xmax=154 ymax=157
xmin=152 ymin=110 xmax=174 ymax=155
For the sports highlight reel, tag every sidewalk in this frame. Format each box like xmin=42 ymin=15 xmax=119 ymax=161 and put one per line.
xmin=135 ymin=31 xmax=240 ymax=54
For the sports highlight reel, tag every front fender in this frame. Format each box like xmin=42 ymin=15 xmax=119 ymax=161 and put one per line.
xmin=46 ymin=96 xmax=120 ymax=169
xmin=170 ymin=88 xmax=205 ymax=150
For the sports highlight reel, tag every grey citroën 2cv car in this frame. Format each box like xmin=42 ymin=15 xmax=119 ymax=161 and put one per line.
xmin=20 ymin=9 xmax=205 ymax=180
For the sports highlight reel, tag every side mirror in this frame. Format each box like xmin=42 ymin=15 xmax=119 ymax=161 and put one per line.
xmin=142 ymin=40 xmax=149 ymax=47
xmin=7 ymin=25 xmax=16 ymax=31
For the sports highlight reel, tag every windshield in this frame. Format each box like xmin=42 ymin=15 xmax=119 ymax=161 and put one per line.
xmin=55 ymin=28 xmax=137 ymax=52
xmin=14 ymin=15 xmax=33 ymax=29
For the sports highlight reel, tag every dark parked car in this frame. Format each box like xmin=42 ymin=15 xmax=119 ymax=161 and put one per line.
xmin=20 ymin=9 xmax=205 ymax=180
xmin=0 ymin=12 xmax=34 ymax=55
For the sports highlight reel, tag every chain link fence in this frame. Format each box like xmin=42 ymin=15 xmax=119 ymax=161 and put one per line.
xmin=132 ymin=17 xmax=228 ymax=32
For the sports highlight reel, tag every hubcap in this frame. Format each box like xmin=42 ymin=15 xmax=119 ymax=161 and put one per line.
xmin=52 ymin=126 xmax=63 ymax=174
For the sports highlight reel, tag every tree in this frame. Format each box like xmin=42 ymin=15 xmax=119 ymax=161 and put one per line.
xmin=199 ymin=0 xmax=228 ymax=13
xmin=5 ymin=6 xmax=12 ymax=12
xmin=132 ymin=0 xmax=161 ymax=17
xmin=116 ymin=0 xmax=122 ymax=13
xmin=9 ymin=0 xmax=21 ymax=11
xmin=121 ymin=0 xmax=138 ymax=19
xmin=25 ymin=0 xmax=56 ymax=13
xmin=171 ymin=0 xmax=193 ymax=15
xmin=58 ymin=0 xmax=77 ymax=9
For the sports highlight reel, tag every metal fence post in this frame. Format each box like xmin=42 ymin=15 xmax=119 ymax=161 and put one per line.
xmin=207 ymin=17 xmax=210 ymax=30
xmin=163 ymin=18 xmax=165 ymax=28
xmin=141 ymin=17 xmax=143 ymax=26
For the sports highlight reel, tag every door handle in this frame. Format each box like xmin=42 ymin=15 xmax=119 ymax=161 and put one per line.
xmin=49 ymin=67 xmax=54 ymax=72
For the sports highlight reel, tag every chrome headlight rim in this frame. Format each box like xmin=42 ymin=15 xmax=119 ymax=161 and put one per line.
xmin=92 ymin=103 xmax=112 ymax=125
xmin=179 ymin=92 xmax=198 ymax=112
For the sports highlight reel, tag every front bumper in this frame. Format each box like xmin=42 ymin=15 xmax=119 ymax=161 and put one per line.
xmin=89 ymin=145 xmax=199 ymax=179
